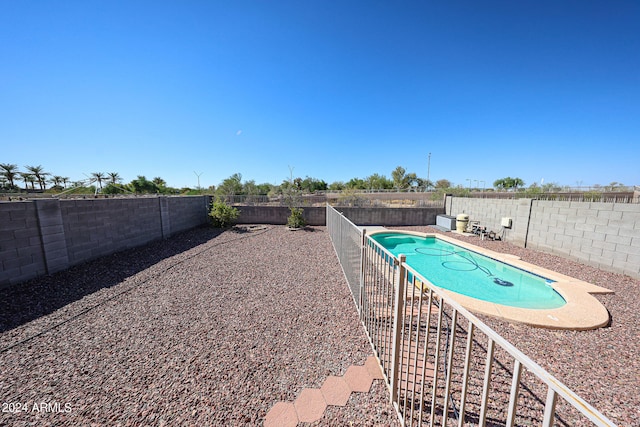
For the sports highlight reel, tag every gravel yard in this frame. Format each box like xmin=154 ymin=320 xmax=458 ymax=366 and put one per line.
xmin=396 ymin=226 xmax=640 ymax=427
xmin=0 ymin=225 xmax=399 ymax=426
xmin=1 ymin=223 xmax=638 ymax=426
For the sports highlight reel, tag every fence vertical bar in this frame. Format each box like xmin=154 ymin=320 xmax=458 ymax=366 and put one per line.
xmin=359 ymin=229 xmax=366 ymax=318
xmin=417 ymin=288 xmax=434 ymax=426
xmin=384 ymin=248 xmax=394 ymax=378
xmin=409 ymin=275 xmax=425 ymax=425
xmin=478 ymin=338 xmax=495 ymax=427
xmin=362 ymin=240 xmax=370 ymax=334
xmin=458 ymin=322 xmax=475 ymax=427
xmin=429 ymin=298 xmax=445 ymax=426
xmin=542 ymin=388 xmax=558 ymax=427
xmin=402 ymin=270 xmax=416 ymax=422
xmin=390 ymin=254 xmax=406 ymax=408
xmin=442 ymin=308 xmax=458 ymax=427
xmin=506 ymin=359 xmax=523 ymax=427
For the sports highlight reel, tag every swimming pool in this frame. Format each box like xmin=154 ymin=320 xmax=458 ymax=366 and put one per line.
xmin=370 ymin=232 xmax=565 ymax=309
xmin=365 ymin=230 xmax=613 ymax=329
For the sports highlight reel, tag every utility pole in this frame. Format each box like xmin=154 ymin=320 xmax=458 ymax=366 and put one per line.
xmin=427 ymin=152 xmax=431 ymax=191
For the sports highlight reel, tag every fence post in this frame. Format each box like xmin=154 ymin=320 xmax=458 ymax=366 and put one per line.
xmin=359 ymin=229 xmax=367 ymax=318
xmin=390 ymin=254 xmax=406 ymax=405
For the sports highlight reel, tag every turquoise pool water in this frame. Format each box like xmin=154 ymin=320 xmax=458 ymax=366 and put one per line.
xmin=370 ymin=233 xmax=566 ymax=309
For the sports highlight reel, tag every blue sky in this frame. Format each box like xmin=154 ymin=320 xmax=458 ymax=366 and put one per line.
xmin=2 ymin=1 xmax=638 ymax=189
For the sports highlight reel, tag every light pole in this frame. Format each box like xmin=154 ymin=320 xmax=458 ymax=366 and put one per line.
xmin=474 ymin=180 xmax=479 ymax=190
xmin=427 ymin=152 xmax=431 ymax=191
xmin=480 ymin=181 xmax=485 ymax=191
xmin=466 ymin=178 xmax=471 ymax=189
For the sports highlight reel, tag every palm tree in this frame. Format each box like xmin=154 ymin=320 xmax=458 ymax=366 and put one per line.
xmin=512 ymin=177 xmax=525 ymax=191
xmin=107 ymin=172 xmax=122 ymax=185
xmin=62 ymin=177 xmax=70 ymax=188
xmin=0 ymin=163 xmax=19 ymax=188
xmin=91 ymin=172 xmax=106 ymax=190
xmin=19 ymin=172 xmax=36 ymax=190
xmin=391 ymin=166 xmax=418 ymax=190
xmin=49 ymin=175 xmax=65 ymax=189
xmin=494 ymin=177 xmax=525 ymax=191
xmin=18 ymin=173 xmax=29 ymax=190
xmin=152 ymin=177 xmax=166 ymax=187
xmin=24 ymin=165 xmax=48 ymax=190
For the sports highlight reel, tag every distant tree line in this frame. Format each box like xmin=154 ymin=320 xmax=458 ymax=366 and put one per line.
xmin=0 ymin=163 xmax=191 ymax=195
xmin=0 ymin=162 xmax=632 ymax=197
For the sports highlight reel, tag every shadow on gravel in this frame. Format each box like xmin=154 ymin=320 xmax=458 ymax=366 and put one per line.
xmin=0 ymin=225 xmax=224 ymax=334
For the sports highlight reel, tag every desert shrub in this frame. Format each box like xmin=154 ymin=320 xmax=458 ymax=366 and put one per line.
xmin=583 ymin=191 xmax=602 ymax=202
xmin=102 ymin=183 xmax=125 ymax=194
xmin=287 ymin=207 xmax=306 ymax=229
xmin=209 ymin=199 xmax=240 ymax=228
xmin=337 ymin=188 xmax=365 ymax=206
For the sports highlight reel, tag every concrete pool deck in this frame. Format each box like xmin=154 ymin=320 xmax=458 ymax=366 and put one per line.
xmin=368 ymin=229 xmax=614 ymax=330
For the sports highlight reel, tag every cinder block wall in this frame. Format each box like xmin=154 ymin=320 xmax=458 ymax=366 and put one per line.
xmin=236 ymin=206 xmax=443 ymax=226
xmin=0 ymin=201 xmax=47 ymax=285
xmin=446 ymin=196 xmax=640 ymax=278
xmin=4 ymin=196 xmax=637 ymax=286
xmin=338 ymin=207 xmax=442 ymax=226
xmin=527 ymin=200 xmax=640 ymax=277
xmin=0 ymin=196 xmax=210 ymax=289
xmin=168 ymin=196 xmax=211 ymax=234
xmin=446 ymin=197 xmax=532 ymax=246
xmin=237 ymin=206 xmax=326 ymax=225
xmin=61 ymin=198 xmax=163 ymax=266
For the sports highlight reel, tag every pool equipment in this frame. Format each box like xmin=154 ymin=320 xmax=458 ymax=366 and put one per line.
xmin=455 ymin=214 xmax=469 ymax=232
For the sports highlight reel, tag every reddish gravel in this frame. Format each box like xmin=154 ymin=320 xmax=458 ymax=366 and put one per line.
xmin=2 ymin=223 xmax=638 ymax=426
xmin=0 ymin=225 xmax=400 ymax=427
xmin=397 ymin=226 xmax=640 ymax=427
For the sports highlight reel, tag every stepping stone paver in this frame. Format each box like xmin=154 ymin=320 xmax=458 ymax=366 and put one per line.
xmin=364 ymin=356 xmax=384 ymax=380
xmin=294 ymin=388 xmax=327 ymax=423
xmin=264 ymin=401 xmax=298 ymax=427
xmin=265 ymin=356 xmax=387 ymax=426
xmin=320 ymin=376 xmax=352 ymax=406
xmin=343 ymin=365 xmax=374 ymax=393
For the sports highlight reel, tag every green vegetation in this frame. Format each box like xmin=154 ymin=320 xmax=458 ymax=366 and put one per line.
xmin=215 ymin=173 xmax=244 ymax=196
xmin=583 ymin=191 xmax=603 ymax=202
xmin=337 ymin=188 xmax=367 ymax=206
xmin=0 ymin=163 xmax=19 ymax=189
xmin=208 ymin=199 xmax=240 ymax=228
xmin=493 ymin=177 xmax=525 ymax=191
xmin=128 ymin=176 xmax=159 ymax=194
xmin=1 ymin=162 xmax=634 ymax=199
xmin=286 ymin=207 xmax=306 ymax=229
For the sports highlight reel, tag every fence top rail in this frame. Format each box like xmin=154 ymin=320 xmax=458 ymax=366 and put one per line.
xmin=364 ymin=233 xmax=616 ymax=427
xmin=326 ymin=204 xmax=362 ymax=232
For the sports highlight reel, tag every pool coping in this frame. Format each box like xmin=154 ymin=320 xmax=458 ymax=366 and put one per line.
xmin=367 ymin=229 xmax=614 ymax=330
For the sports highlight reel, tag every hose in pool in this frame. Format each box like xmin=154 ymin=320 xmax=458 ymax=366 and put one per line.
xmin=414 ymin=247 xmax=514 ymax=287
